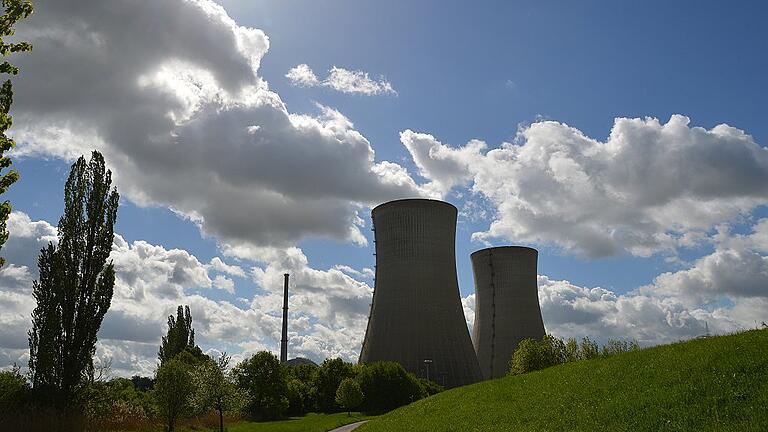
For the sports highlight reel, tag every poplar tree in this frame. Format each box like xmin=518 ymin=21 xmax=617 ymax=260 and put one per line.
xmin=158 ymin=305 xmax=196 ymax=363
xmin=28 ymin=151 xmax=119 ymax=407
xmin=0 ymin=0 xmax=34 ymax=266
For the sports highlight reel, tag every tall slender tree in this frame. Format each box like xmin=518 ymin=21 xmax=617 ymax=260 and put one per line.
xmin=158 ymin=305 xmax=197 ymax=363
xmin=28 ymin=151 xmax=119 ymax=407
xmin=0 ymin=0 xmax=34 ymax=266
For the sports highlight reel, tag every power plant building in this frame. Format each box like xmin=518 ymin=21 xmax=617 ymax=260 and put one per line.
xmin=359 ymin=199 xmax=482 ymax=388
xmin=471 ymin=246 xmax=546 ymax=380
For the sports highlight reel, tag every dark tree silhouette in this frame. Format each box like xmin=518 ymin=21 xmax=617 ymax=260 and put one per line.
xmin=0 ymin=0 xmax=33 ymax=266
xmin=28 ymin=151 xmax=119 ymax=407
xmin=159 ymin=305 xmax=197 ymax=363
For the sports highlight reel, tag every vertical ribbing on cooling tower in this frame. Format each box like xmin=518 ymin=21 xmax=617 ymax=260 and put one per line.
xmin=471 ymin=246 xmax=546 ymax=380
xmin=359 ymin=199 xmax=482 ymax=388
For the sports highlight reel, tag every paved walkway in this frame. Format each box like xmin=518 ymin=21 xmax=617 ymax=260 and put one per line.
xmin=329 ymin=420 xmax=369 ymax=432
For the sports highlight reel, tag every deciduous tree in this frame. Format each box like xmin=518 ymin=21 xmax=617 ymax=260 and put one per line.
xmin=154 ymin=358 xmax=194 ymax=432
xmin=192 ymin=353 xmax=243 ymax=432
xmin=232 ymin=351 xmax=288 ymax=420
xmin=0 ymin=0 xmax=33 ymax=266
xmin=335 ymin=378 xmax=363 ymax=416
xmin=28 ymin=151 xmax=119 ymax=407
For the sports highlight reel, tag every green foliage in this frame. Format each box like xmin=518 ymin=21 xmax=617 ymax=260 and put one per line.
xmin=0 ymin=365 xmax=29 ymax=417
xmin=313 ymin=357 xmax=355 ymax=413
xmin=159 ymin=305 xmax=198 ymax=363
xmin=510 ymin=335 xmax=640 ymax=375
xmin=284 ymin=362 xmax=318 ymax=414
xmin=81 ymin=377 xmax=154 ymax=425
xmin=154 ymin=357 xmax=195 ymax=432
xmin=285 ymin=378 xmax=313 ymax=416
xmin=359 ymin=329 xmax=768 ymax=432
xmin=0 ymin=0 xmax=33 ymax=267
xmin=564 ymin=337 xmax=579 ymax=362
xmin=355 ymin=361 xmax=426 ymax=414
xmin=191 ymin=353 xmax=245 ymax=432
xmin=232 ymin=351 xmax=289 ymax=420
xmin=287 ymin=362 xmax=318 ymax=383
xmin=130 ymin=375 xmax=154 ymax=392
xmin=508 ymin=335 xmax=565 ymax=375
xmin=416 ymin=378 xmax=444 ymax=396
xmin=27 ymin=151 xmax=119 ymax=408
xmin=600 ymin=338 xmax=641 ymax=357
xmin=579 ymin=336 xmax=599 ymax=360
xmin=335 ymin=378 xmax=363 ymax=416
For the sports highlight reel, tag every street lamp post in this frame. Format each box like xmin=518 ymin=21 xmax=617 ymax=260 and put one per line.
xmin=424 ymin=359 xmax=433 ymax=382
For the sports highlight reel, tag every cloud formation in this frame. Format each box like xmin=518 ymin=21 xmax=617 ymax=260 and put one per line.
xmin=402 ymin=116 xmax=768 ymax=257
xmin=0 ymin=213 xmax=373 ymax=376
xmin=12 ymin=0 xmax=420 ymax=255
xmin=286 ymin=64 xmax=397 ymax=96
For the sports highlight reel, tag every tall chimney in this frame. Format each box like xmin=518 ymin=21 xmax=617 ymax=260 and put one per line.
xmin=280 ymin=273 xmax=289 ymax=363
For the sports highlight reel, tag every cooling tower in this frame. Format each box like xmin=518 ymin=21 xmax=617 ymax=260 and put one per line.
xmin=359 ymin=199 xmax=482 ymax=388
xmin=471 ymin=246 xmax=545 ymax=380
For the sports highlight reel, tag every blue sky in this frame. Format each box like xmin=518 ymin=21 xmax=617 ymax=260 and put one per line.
xmin=1 ymin=0 xmax=767 ymax=376
xmin=218 ymin=0 xmax=768 ymax=291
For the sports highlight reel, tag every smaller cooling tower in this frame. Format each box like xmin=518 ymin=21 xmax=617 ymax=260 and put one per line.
xmin=471 ymin=246 xmax=545 ymax=380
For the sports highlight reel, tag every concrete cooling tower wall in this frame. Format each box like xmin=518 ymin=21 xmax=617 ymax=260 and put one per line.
xmin=471 ymin=246 xmax=546 ymax=380
xmin=359 ymin=199 xmax=482 ymax=388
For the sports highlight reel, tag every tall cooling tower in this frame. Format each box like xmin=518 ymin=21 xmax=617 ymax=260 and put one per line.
xmin=359 ymin=199 xmax=482 ymax=388
xmin=471 ymin=246 xmax=546 ymax=380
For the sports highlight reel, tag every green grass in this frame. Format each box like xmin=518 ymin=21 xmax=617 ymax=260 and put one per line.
xmin=359 ymin=329 xmax=768 ymax=432
xmin=225 ymin=412 xmax=372 ymax=432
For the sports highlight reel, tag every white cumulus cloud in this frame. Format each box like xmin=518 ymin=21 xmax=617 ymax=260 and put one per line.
xmin=12 ymin=0 xmax=422 ymax=257
xmin=402 ymin=115 xmax=768 ymax=258
xmin=0 ymin=213 xmax=374 ymax=376
xmin=286 ymin=64 xmax=397 ymax=96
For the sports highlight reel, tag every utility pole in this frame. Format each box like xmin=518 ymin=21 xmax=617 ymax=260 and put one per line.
xmin=280 ymin=273 xmax=289 ymax=363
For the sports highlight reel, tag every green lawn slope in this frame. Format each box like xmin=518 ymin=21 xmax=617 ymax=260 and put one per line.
xmin=359 ymin=329 xmax=768 ymax=432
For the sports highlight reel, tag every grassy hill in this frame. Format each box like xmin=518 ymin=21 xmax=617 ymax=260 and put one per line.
xmin=358 ymin=329 xmax=768 ymax=432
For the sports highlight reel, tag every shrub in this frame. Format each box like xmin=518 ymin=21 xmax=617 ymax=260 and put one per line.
xmin=579 ymin=337 xmax=600 ymax=360
xmin=602 ymin=339 xmax=641 ymax=357
xmin=417 ymin=378 xmax=444 ymax=396
xmin=509 ymin=335 xmax=566 ymax=375
xmin=356 ymin=361 xmax=426 ymax=414
xmin=0 ymin=366 xmax=29 ymax=417
xmin=564 ymin=337 xmax=579 ymax=362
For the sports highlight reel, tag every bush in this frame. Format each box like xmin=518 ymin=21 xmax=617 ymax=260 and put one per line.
xmin=0 ymin=366 xmax=29 ymax=417
xmin=579 ymin=337 xmax=600 ymax=360
xmin=313 ymin=358 xmax=354 ymax=413
xmin=417 ymin=378 xmax=444 ymax=396
xmin=81 ymin=378 xmax=153 ymax=424
xmin=232 ymin=351 xmax=288 ymax=420
xmin=564 ymin=337 xmax=579 ymax=362
xmin=356 ymin=362 xmax=426 ymax=414
xmin=602 ymin=339 xmax=640 ymax=357
xmin=508 ymin=335 xmax=566 ymax=375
